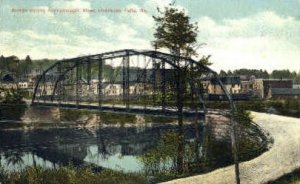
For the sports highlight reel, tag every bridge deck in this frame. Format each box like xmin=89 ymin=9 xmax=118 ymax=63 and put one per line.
xmin=31 ymin=101 xmax=204 ymax=118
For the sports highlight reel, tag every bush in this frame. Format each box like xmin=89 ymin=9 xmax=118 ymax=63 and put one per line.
xmin=0 ymin=88 xmax=27 ymax=120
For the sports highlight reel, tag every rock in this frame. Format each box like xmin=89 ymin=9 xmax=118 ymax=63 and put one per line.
xmin=85 ymin=114 xmax=100 ymax=128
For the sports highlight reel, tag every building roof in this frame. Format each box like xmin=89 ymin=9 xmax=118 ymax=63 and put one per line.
xmin=239 ymin=75 xmax=250 ymax=81
xmin=270 ymin=88 xmax=300 ymax=95
xmin=1 ymin=73 xmax=15 ymax=83
xmin=211 ymin=76 xmax=241 ymax=85
xmin=255 ymin=78 xmax=293 ymax=82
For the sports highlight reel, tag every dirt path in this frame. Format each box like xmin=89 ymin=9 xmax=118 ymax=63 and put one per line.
xmin=163 ymin=112 xmax=300 ymax=184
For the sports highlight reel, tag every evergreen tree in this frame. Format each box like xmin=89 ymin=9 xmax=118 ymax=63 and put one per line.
xmin=152 ymin=6 xmax=198 ymax=57
xmin=219 ymin=70 xmax=227 ymax=77
xmin=152 ymin=4 xmax=201 ymax=173
xmin=0 ymin=55 xmax=5 ymax=70
xmin=271 ymin=69 xmax=292 ymax=79
xmin=24 ymin=55 xmax=32 ymax=75
xmin=295 ymin=71 xmax=300 ymax=84
xmin=5 ymin=56 xmax=19 ymax=75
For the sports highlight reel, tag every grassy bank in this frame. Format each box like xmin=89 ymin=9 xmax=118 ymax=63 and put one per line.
xmin=0 ymin=166 xmax=147 ymax=184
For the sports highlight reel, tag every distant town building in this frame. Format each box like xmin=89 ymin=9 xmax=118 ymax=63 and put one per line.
xmin=253 ymin=79 xmax=293 ymax=99
xmin=129 ymin=83 xmax=149 ymax=95
xmin=1 ymin=73 xmax=15 ymax=83
xmin=268 ymin=88 xmax=300 ymax=99
xmin=28 ymin=68 xmax=43 ymax=80
xmin=0 ymin=73 xmax=17 ymax=89
xmin=35 ymin=83 xmax=53 ymax=96
xmin=90 ymin=78 xmax=154 ymax=97
xmin=202 ymin=76 xmax=242 ymax=95
xmin=241 ymin=81 xmax=251 ymax=94
xmin=293 ymin=84 xmax=300 ymax=89
xmin=17 ymin=81 xmax=30 ymax=89
xmin=104 ymin=83 xmax=123 ymax=96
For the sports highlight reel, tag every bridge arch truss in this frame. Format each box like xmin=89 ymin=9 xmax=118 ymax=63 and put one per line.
xmin=32 ymin=49 xmax=234 ymax=116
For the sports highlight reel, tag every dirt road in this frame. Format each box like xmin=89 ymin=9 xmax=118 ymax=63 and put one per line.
xmin=163 ymin=112 xmax=300 ymax=184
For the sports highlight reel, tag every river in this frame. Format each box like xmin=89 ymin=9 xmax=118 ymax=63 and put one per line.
xmin=0 ymin=106 xmax=267 ymax=182
xmin=0 ymin=124 xmax=202 ymax=173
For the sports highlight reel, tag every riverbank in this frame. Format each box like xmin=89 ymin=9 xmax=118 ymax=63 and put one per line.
xmin=0 ymin=166 xmax=147 ymax=184
xmin=163 ymin=112 xmax=300 ymax=184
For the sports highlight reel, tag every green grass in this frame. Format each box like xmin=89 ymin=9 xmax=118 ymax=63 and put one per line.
xmin=0 ymin=166 xmax=147 ymax=184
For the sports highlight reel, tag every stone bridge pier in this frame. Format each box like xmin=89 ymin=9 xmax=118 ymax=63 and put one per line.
xmin=21 ymin=106 xmax=61 ymax=124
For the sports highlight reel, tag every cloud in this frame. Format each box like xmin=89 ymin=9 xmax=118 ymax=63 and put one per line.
xmin=123 ymin=4 xmax=154 ymax=29
xmin=0 ymin=30 xmax=69 ymax=58
xmin=20 ymin=30 xmax=66 ymax=44
xmin=196 ymin=11 xmax=300 ymax=72
xmin=1 ymin=0 xmax=299 ymax=74
xmin=0 ymin=0 xmax=153 ymax=59
xmin=0 ymin=31 xmax=15 ymax=54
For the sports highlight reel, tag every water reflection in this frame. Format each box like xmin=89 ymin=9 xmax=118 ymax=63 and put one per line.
xmin=0 ymin=151 xmax=55 ymax=171
xmin=84 ymin=145 xmax=142 ymax=172
xmin=0 ymin=124 xmax=202 ymax=173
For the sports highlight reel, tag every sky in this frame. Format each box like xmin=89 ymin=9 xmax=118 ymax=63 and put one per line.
xmin=0 ymin=0 xmax=300 ymax=72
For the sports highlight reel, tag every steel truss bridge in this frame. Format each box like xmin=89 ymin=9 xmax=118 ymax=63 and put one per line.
xmin=31 ymin=49 xmax=240 ymax=183
xmin=32 ymin=49 xmax=235 ymax=117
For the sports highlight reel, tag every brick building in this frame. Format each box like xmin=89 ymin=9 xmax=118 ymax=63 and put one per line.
xmin=253 ymin=79 xmax=293 ymax=98
xmin=268 ymin=88 xmax=300 ymax=99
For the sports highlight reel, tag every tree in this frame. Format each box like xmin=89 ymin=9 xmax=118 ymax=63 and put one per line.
xmin=262 ymin=70 xmax=269 ymax=79
xmin=153 ymin=5 xmax=200 ymax=173
xmin=25 ymin=55 xmax=31 ymax=62
xmin=0 ymin=55 xmax=5 ymax=70
xmin=292 ymin=71 xmax=297 ymax=78
xmin=199 ymin=55 xmax=212 ymax=66
xmin=295 ymin=71 xmax=300 ymax=84
xmin=5 ymin=56 xmax=19 ymax=75
xmin=152 ymin=6 xmax=198 ymax=57
xmin=271 ymin=69 xmax=292 ymax=79
xmin=232 ymin=69 xmax=269 ymax=79
xmin=24 ymin=55 xmax=32 ymax=75
xmin=219 ymin=70 xmax=227 ymax=77
xmin=227 ymin=70 xmax=233 ymax=76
